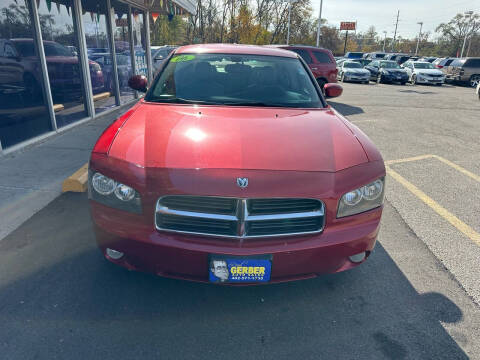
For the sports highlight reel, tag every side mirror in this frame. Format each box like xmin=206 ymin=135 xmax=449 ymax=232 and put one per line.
xmin=128 ymin=75 xmax=148 ymax=92
xmin=154 ymin=55 xmax=164 ymax=62
xmin=324 ymin=83 xmax=343 ymax=98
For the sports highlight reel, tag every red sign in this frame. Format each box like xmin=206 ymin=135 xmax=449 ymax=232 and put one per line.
xmin=115 ymin=18 xmax=128 ymax=27
xmin=340 ymin=22 xmax=356 ymax=31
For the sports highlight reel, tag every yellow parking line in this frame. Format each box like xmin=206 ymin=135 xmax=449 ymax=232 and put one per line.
xmin=432 ymin=155 xmax=480 ymax=183
xmin=386 ymin=166 xmax=480 ymax=246
xmin=385 ymin=154 xmax=434 ymax=165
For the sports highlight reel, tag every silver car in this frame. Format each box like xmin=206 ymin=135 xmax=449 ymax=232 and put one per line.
xmin=402 ymin=61 xmax=445 ymax=85
xmin=337 ymin=61 xmax=370 ymax=84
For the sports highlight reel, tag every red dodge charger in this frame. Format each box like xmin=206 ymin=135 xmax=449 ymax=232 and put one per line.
xmin=89 ymin=44 xmax=385 ymax=284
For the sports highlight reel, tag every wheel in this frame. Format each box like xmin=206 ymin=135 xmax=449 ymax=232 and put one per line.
xmin=363 ymin=81 xmax=369 ymax=84
xmin=469 ymin=75 xmax=480 ymax=88
xmin=411 ymin=74 xmax=417 ymax=85
xmin=376 ymin=74 xmax=382 ymax=84
xmin=436 ymin=83 xmax=443 ymax=86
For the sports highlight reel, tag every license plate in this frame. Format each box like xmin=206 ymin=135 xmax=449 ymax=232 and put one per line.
xmin=209 ymin=255 xmax=272 ymax=283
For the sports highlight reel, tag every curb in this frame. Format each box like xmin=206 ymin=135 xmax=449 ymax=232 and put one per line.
xmin=62 ymin=163 xmax=88 ymax=193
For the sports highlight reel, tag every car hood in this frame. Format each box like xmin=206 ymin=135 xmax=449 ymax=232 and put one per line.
xmin=108 ymin=103 xmax=369 ymax=172
xmin=415 ymin=69 xmax=443 ymax=75
xmin=383 ymin=68 xmax=407 ymax=74
xmin=344 ymin=68 xmax=369 ymax=75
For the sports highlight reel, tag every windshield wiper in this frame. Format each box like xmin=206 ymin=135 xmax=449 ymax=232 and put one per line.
xmin=149 ymin=97 xmax=221 ymax=105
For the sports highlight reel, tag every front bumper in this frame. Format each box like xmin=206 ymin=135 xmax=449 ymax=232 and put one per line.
xmin=344 ymin=74 xmax=369 ymax=82
xmin=416 ymin=75 xmax=445 ymax=84
xmin=91 ymin=201 xmax=382 ymax=283
xmin=382 ymin=74 xmax=408 ymax=82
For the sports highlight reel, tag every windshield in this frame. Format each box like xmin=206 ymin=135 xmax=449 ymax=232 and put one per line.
xmin=414 ymin=62 xmax=435 ymax=69
xmin=380 ymin=61 xmax=400 ymax=69
xmin=44 ymin=42 xmax=73 ymax=57
xmin=344 ymin=62 xmax=363 ymax=68
xmin=147 ymin=53 xmax=323 ymax=108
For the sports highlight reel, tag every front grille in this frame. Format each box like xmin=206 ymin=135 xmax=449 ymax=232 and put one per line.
xmin=155 ymin=196 xmax=325 ymax=238
xmin=428 ymin=74 xmax=442 ymax=78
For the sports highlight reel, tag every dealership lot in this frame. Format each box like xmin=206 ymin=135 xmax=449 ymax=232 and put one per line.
xmin=1 ymin=82 xmax=480 ymax=359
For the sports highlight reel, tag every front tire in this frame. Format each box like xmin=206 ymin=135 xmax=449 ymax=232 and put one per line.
xmin=469 ymin=75 xmax=480 ymax=88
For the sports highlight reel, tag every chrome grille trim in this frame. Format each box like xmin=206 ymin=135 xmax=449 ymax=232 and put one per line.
xmin=155 ymin=196 xmax=325 ymax=238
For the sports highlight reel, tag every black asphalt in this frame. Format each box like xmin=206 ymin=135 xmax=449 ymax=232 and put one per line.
xmin=1 ymin=192 xmax=479 ymax=359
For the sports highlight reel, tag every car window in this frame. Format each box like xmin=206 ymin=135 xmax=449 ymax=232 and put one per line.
xmin=414 ymin=62 xmax=435 ymax=69
xmin=380 ymin=61 xmax=400 ymax=69
xmin=13 ymin=41 xmax=36 ymax=57
xmin=312 ymin=51 xmax=332 ymax=63
xmin=465 ymin=59 xmax=480 ymax=67
xmin=370 ymin=61 xmax=379 ymax=67
xmin=450 ymin=59 xmax=465 ymax=67
xmin=291 ymin=49 xmax=313 ymax=64
xmin=43 ymin=42 xmax=72 ymax=57
xmin=444 ymin=59 xmax=455 ymax=66
xmin=147 ymin=53 xmax=323 ymax=108
xmin=4 ymin=43 xmax=16 ymax=57
xmin=343 ymin=62 xmax=362 ymax=68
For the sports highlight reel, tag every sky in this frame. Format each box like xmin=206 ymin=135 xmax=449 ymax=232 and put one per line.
xmin=310 ymin=0 xmax=480 ymax=39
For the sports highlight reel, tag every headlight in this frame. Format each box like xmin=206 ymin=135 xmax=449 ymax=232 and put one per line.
xmin=89 ymin=171 xmax=142 ymax=213
xmin=337 ymin=177 xmax=385 ymax=218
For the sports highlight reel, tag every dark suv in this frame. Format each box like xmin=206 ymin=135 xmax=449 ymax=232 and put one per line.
xmin=274 ymin=45 xmax=338 ymax=89
xmin=445 ymin=57 xmax=480 ymax=87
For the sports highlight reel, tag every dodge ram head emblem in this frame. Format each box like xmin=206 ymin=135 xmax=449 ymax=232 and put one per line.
xmin=236 ymin=178 xmax=248 ymax=188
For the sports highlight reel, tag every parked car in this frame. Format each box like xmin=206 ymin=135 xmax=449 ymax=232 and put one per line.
xmin=337 ymin=61 xmax=370 ymax=83
xmin=344 ymin=51 xmax=364 ymax=59
xmin=402 ymin=61 xmax=445 ymax=85
xmin=432 ymin=57 xmax=456 ymax=69
xmin=152 ymin=46 xmax=177 ymax=72
xmin=0 ymin=38 xmax=104 ymax=102
xmin=365 ymin=60 xmax=408 ymax=84
xmin=364 ymin=52 xmax=387 ymax=60
xmin=385 ymin=53 xmax=411 ymax=64
xmin=89 ymin=53 xmax=132 ymax=91
xmin=444 ymin=57 xmax=480 ymax=87
xmin=89 ymin=44 xmax=385 ymax=284
xmin=274 ymin=45 xmax=338 ymax=89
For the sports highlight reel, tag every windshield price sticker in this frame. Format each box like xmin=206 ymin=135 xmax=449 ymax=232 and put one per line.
xmin=171 ymin=55 xmax=196 ymax=63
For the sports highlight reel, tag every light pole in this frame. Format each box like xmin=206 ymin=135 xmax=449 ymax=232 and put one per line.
xmin=382 ymin=31 xmax=387 ymax=52
xmin=461 ymin=11 xmax=474 ymax=57
xmin=316 ymin=0 xmax=324 ymax=47
xmin=286 ymin=0 xmax=296 ymax=45
xmin=415 ymin=22 xmax=423 ymax=56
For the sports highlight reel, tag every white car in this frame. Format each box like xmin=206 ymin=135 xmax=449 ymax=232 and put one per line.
xmin=477 ymin=82 xmax=480 ymax=100
xmin=402 ymin=61 xmax=445 ymax=85
xmin=337 ymin=61 xmax=370 ymax=84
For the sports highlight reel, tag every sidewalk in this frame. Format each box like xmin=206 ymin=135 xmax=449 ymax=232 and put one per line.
xmin=0 ymin=103 xmax=135 ymax=241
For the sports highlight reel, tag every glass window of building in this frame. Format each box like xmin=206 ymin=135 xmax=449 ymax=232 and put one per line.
xmin=37 ymin=0 xmax=89 ymax=128
xmin=111 ymin=0 xmax=134 ymax=103
xmin=0 ymin=0 xmax=52 ymax=148
xmin=131 ymin=10 xmax=146 ymax=78
xmin=81 ymin=0 xmax=117 ymax=114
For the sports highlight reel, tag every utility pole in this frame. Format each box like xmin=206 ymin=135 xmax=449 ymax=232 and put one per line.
xmin=460 ymin=11 xmax=474 ymax=58
xmin=415 ymin=22 xmax=423 ymax=56
xmin=391 ymin=10 xmax=399 ymax=52
xmin=316 ymin=0 xmax=324 ymax=47
xmin=286 ymin=0 xmax=295 ymax=45
xmin=343 ymin=30 xmax=348 ymax=55
xmin=383 ymin=31 xmax=387 ymax=52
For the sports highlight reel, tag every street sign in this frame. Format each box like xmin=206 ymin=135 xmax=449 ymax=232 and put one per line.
xmin=340 ymin=22 xmax=356 ymax=31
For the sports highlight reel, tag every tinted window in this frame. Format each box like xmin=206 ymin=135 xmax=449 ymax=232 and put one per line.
xmin=148 ymin=53 xmax=323 ymax=108
xmin=291 ymin=49 xmax=313 ymax=64
xmin=346 ymin=52 xmax=363 ymax=59
xmin=4 ymin=43 xmax=16 ymax=57
xmin=312 ymin=51 xmax=332 ymax=63
xmin=343 ymin=62 xmax=362 ymax=68
xmin=414 ymin=62 xmax=435 ymax=69
xmin=444 ymin=59 xmax=455 ymax=66
xmin=43 ymin=42 xmax=72 ymax=57
xmin=465 ymin=59 xmax=480 ymax=67
xmin=380 ymin=61 xmax=400 ymax=69
xmin=13 ymin=41 xmax=36 ymax=56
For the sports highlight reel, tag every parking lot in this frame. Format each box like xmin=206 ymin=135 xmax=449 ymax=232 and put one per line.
xmin=1 ymin=82 xmax=480 ymax=359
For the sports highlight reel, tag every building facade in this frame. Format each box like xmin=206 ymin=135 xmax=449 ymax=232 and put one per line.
xmin=0 ymin=0 xmax=195 ymax=154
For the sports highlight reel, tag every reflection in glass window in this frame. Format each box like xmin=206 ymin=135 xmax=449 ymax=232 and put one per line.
xmin=112 ymin=0 xmax=134 ymax=103
xmin=132 ymin=10 xmax=146 ymax=77
xmin=0 ymin=0 xmax=52 ymax=148
xmin=81 ymin=0 xmax=117 ymax=114
xmin=37 ymin=0 xmax=89 ymax=127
